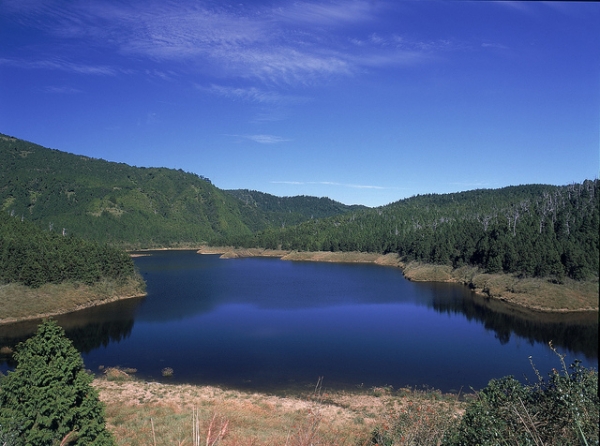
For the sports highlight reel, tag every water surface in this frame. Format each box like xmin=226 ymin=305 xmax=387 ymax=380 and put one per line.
xmin=0 ymin=250 xmax=597 ymax=393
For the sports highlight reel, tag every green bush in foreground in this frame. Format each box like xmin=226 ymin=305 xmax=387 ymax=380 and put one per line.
xmin=443 ymin=350 xmax=599 ymax=446
xmin=0 ymin=320 xmax=114 ymax=446
xmin=369 ymin=347 xmax=598 ymax=446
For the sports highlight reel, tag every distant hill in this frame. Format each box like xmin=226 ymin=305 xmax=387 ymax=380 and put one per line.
xmin=226 ymin=189 xmax=368 ymax=232
xmin=232 ymin=182 xmax=599 ymax=280
xmin=3 ymin=133 xmax=597 ymax=281
xmin=0 ymin=134 xmax=359 ymax=247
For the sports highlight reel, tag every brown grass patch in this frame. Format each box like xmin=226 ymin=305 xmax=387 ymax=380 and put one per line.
xmin=94 ymin=378 xmax=465 ymax=445
xmin=0 ymin=276 xmax=146 ymax=324
xmin=402 ymin=262 xmax=598 ymax=313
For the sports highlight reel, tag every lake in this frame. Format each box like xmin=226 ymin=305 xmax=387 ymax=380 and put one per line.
xmin=0 ymin=250 xmax=597 ymax=393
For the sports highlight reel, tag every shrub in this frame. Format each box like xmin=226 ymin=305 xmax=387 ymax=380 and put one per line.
xmin=443 ymin=349 xmax=599 ymax=446
xmin=0 ymin=320 xmax=114 ymax=445
xmin=368 ymin=392 xmax=461 ymax=446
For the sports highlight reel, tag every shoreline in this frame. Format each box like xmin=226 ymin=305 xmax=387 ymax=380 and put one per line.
xmin=1 ymin=246 xmax=596 ymax=325
xmin=94 ymin=373 xmax=465 ymax=445
xmin=0 ymin=278 xmax=147 ymax=326
xmin=197 ymin=246 xmax=599 ymax=314
xmin=0 ymin=292 xmax=146 ymax=326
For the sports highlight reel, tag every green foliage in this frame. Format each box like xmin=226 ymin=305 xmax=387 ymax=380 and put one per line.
xmin=0 ymin=320 xmax=114 ymax=445
xmin=226 ymin=189 xmax=367 ymax=232
xmin=443 ymin=355 xmax=599 ymax=445
xmin=0 ymin=420 xmax=20 ymax=446
xmin=2 ymin=134 xmax=597 ymax=280
xmin=0 ymin=212 xmax=136 ymax=288
xmin=0 ymin=134 xmax=359 ymax=248
xmin=369 ymin=394 xmax=460 ymax=446
xmin=232 ymin=181 xmax=599 ymax=281
xmin=0 ymin=134 xmax=253 ymax=247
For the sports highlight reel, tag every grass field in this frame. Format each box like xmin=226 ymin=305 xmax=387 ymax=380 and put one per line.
xmin=95 ymin=370 xmax=465 ymax=445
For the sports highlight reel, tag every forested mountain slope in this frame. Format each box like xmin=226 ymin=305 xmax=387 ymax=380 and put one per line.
xmin=227 ymin=181 xmax=599 ymax=281
xmin=1 ymin=134 xmax=358 ymax=248
xmin=226 ymin=189 xmax=368 ymax=232
xmin=0 ymin=134 xmax=250 ymax=247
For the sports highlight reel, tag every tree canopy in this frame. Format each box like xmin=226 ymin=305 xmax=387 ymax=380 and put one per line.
xmin=0 ymin=320 xmax=114 ymax=445
xmin=0 ymin=134 xmax=356 ymax=248
xmin=2 ymin=133 xmax=597 ymax=282
xmin=222 ymin=181 xmax=599 ymax=281
xmin=0 ymin=212 xmax=136 ymax=288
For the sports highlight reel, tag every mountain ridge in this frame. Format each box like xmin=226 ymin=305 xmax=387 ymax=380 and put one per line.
xmin=0 ymin=133 xmax=361 ymax=247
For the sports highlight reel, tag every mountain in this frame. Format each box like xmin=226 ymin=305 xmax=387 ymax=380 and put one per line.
xmin=0 ymin=134 xmax=358 ymax=248
xmin=233 ymin=182 xmax=599 ymax=280
xmin=226 ymin=189 xmax=368 ymax=232
xmin=2 ymin=133 xmax=597 ymax=281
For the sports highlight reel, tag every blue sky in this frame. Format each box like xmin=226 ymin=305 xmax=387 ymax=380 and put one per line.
xmin=1 ymin=0 xmax=598 ymax=207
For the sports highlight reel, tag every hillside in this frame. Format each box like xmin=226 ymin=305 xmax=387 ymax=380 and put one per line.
xmin=226 ymin=189 xmax=367 ymax=232
xmin=228 ymin=181 xmax=599 ymax=282
xmin=0 ymin=134 xmax=356 ymax=248
xmin=2 ymin=133 xmax=597 ymax=284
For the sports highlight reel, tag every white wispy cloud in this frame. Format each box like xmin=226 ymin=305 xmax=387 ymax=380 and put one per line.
xmin=200 ymin=84 xmax=307 ymax=104
xmin=481 ymin=42 xmax=509 ymax=50
xmin=1 ymin=0 xmax=442 ymax=86
xmin=0 ymin=57 xmax=119 ymax=76
xmin=275 ymin=1 xmax=380 ymax=26
xmin=243 ymin=134 xmax=291 ymax=144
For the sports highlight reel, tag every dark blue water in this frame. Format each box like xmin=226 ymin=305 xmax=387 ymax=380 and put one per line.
xmin=0 ymin=250 xmax=597 ymax=393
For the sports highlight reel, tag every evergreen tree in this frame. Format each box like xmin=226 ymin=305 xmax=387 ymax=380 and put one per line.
xmin=0 ymin=320 xmax=114 ymax=446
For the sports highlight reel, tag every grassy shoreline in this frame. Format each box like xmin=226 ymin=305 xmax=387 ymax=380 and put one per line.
xmin=0 ymin=276 xmax=146 ymax=325
xmin=94 ymin=371 xmax=465 ymax=445
xmin=1 ymin=245 xmax=596 ymax=324
xmin=198 ymin=246 xmax=599 ymax=313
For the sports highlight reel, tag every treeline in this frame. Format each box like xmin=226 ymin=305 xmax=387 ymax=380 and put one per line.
xmin=219 ymin=181 xmax=599 ymax=281
xmin=2 ymin=134 xmax=597 ymax=281
xmin=0 ymin=212 xmax=135 ymax=288
xmin=0 ymin=134 xmax=358 ymax=248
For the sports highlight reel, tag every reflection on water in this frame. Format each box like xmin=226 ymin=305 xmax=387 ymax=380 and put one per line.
xmin=0 ymin=251 xmax=597 ymax=392
xmin=426 ymin=283 xmax=598 ymax=360
xmin=0 ymin=297 xmax=142 ymax=366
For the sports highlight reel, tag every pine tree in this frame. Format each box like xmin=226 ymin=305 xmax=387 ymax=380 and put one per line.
xmin=0 ymin=320 xmax=114 ymax=445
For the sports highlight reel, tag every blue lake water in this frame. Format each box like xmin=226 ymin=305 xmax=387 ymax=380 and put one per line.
xmin=0 ymin=250 xmax=597 ymax=393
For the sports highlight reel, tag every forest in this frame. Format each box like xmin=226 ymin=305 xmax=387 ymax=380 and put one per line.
xmin=1 ymin=133 xmax=598 ymax=284
xmin=219 ymin=181 xmax=599 ymax=281
xmin=0 ymin=211 xmax=136 ymax=288
xmin=225 ymin=189 xmax=366 ymax=232
xmin=0 ymin=134 xmax=357 ymax=248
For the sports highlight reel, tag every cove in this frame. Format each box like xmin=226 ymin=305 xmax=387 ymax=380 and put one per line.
xmin=0 ymin=250 xmax=597 ymax=393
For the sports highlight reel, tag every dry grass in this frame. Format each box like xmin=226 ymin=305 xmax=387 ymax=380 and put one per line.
xmin=94 ymin=372 xmax=465 ymax=445
xmin=0 ymin=276 xmax=146 ymax=324
xmin=198 ymin=246 xmax=291 ymax=259
xmin=197 ymin=246 xmax=404 ymax=267
xmin=402 ymin=262 xmax=598 ymax=312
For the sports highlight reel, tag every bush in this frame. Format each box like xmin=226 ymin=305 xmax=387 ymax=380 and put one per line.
xmin=0 ymin=320 xmax=114 ymax=445
xmin=443 ymin=348 xmax=599 ymax=446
